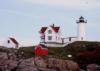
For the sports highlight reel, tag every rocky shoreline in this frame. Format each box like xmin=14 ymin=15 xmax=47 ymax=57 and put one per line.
xmin=0 ymin=46 xmax=100 ymax=71
xmin=0 ymin=53 xmax=81 ymax=71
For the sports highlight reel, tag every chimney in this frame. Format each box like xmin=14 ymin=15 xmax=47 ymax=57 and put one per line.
xmin=50 ymin=24 xmax=55 ymax=27
xmin=51 ymin=24 xmax=55 ymax=27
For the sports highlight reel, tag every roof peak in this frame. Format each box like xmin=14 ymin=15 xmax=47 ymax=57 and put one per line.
xmin=79 ymin=16 xmax=84 ymax=19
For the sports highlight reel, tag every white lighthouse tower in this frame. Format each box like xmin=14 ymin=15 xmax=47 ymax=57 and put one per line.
xmin=76 ymin=16 xmax=87 ymax=41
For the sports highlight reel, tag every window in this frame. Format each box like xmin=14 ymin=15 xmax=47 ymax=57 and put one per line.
xmin=48 ymin=36 xmax=52 ymax=40
xmin=8 ymin=40 xmax=10 ymax=44
xmin=81 ymin=37 xmax=83 ymax=40
xmin=69 ymin=37 xmax=71 ymax=41
xmin=48 ymin=30 xmax=52 ymax=34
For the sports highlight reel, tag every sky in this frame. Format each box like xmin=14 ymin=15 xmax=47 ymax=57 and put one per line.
xmin=0 ymin=0 xmax=100 ymax=46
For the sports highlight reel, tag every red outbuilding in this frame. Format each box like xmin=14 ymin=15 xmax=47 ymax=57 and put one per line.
xmin=34 ymin=44 xmax=48 ymax=56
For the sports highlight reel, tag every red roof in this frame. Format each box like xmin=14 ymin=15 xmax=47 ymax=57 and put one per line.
xmin=51 ymin=26 xmax=60 ymax=33
xmin=9 ymin=37 xmax=19 ymax=45
xmin=40 ymin=26 xmax=60 ymax=33
xmin=40 ymin=27 xmax=47 ymax=33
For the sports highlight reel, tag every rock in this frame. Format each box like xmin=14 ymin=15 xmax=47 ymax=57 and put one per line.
xmin=0 ymin=52 xmax=8 ymax=60
xmin=47 ymin=58 xmax=80 ymax=71
xmin=6 ymin=60 xmax=18 ymax=70
xmin=87 ymin=64 xmax=100 ymax=71
xmin=0 ymin=49 xmax=18 ymax=71
xmin=0 ymin=47 xmax=82 ymax=71
xmin=16 ymin=58 xmax=39 ymax=71
xmin=66 ymin=60 xmax=80 ymax=71
xmin=47 ymin=58 xmax=67 ymax=70
xmin=34 ymin=56 xmax=47 ymax=68
xmin=0 ymin=52 xmax=8 ymax=71
xmin=38 ymin=68 xmax=58 ymax=71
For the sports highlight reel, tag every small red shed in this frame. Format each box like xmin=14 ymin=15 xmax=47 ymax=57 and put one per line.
xmin=34 ymin=44 xmax=48 ymax=56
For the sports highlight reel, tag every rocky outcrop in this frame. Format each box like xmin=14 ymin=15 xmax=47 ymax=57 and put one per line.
xmin=34 ymin=57 xmax=80 ymax=71
xmin=0 ymin=46 xmax=96 ymax=71
xmin=0 ymin=50 xmax=81 ymax=71
xmin=16 ymin=58 xmax=38 ymax=71
xmin=0 ymin=51 xmax=18 ymax=71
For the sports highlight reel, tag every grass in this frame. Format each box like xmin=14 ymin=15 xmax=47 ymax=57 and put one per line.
xmin=15 ymin=41 xmax=100 ymax=59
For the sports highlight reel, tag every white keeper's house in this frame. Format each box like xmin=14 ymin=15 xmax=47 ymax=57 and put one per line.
xmin=39 ymin=24 xmax=62 ymax=44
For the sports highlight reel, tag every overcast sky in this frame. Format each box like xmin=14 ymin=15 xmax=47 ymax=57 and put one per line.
xmin=0 ymin=0 xmax=100 ymax=46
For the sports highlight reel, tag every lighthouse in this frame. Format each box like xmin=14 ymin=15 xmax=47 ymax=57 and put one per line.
xmin=76 ymin=16 xmax=87 ymax=41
